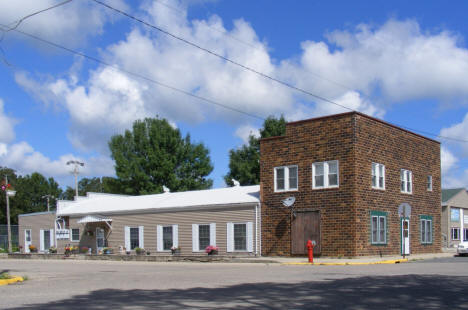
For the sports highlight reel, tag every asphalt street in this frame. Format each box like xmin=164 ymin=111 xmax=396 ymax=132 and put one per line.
xmin=1 ymin=257 xmax=468 ymax=309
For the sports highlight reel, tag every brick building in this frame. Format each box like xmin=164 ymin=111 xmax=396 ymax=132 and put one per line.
xmin=260 ymin=112 xmax=441 ymax=257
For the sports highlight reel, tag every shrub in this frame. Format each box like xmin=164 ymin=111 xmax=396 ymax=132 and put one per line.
xmin=29 ymin=245 xmax=37 ymax=253
xmin=135 ymin=247 xmax=145 ymax=255
xmin=80 ymin=247 xmax=89 ymax=254
xmin=48 ymin=247 xmax=57 ymax=254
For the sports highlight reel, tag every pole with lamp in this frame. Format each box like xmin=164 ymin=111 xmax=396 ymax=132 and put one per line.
xmin=2 ymin=176 xmax=16 ymax=254
xmin=66 ymin=160 xmax=84 ymax=198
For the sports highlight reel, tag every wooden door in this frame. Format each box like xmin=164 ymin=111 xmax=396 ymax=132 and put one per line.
xmin=291 ymin=211 xmax=320 ymax=255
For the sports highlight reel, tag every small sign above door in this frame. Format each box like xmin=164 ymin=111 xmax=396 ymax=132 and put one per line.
xmin=398 ymin=203 xmax=411 ymax=218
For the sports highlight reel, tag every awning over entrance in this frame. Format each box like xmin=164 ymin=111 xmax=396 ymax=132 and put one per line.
xmin=77 ymin=215 xmax=112 ymax=230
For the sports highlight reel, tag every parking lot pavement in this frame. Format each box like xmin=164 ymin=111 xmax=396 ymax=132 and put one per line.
xmin=1 ymin=257 xmax=468 ymax=309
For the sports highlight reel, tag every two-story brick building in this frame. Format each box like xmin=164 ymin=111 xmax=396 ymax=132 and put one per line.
xmin=260 ymin=111 xmax=441 ymax=256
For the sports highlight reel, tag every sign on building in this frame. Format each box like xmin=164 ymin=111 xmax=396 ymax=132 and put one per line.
xmin=56 ymin=229 xmax=70 ymax=240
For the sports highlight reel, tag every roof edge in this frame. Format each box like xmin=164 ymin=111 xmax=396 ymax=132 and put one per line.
xmin=19 ymin=211 xmax=56 ymax=217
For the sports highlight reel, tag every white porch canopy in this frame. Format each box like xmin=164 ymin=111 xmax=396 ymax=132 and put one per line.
xmin=77 ymin=215 xmax=112 ymax=230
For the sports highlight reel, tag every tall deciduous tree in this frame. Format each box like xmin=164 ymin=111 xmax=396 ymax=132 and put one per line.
xmin=109 ymin=118 xmax=213 ymax=195
xmin=61 ymin=177 xmax=126 ymax=200
xmin=225 ymin=116 xmax=287 ymax=186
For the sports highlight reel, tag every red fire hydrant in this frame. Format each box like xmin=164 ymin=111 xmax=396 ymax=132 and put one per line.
xmin=307 ymin=240 xmax=314 ymax=263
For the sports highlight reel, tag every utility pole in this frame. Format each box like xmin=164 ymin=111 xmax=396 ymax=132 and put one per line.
xmin=42 ymin=194 xmax=55 ymax=212
xmin=66 ymin=160 xmax=84 ymax=198
xmin=4 ymin=175 xmax=15 ymax=254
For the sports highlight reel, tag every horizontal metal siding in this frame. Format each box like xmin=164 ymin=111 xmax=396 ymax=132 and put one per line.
xmin=18 ymin=213 xmax=55 ymax=251
xmin=70 ymin=206 xmax=256 ymax=256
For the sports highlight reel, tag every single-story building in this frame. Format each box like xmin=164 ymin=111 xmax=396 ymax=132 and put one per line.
xmin=442 ymin=188 xmax=468 ymax=247
xmin=19 ymin=185 xmax=260 ymax=256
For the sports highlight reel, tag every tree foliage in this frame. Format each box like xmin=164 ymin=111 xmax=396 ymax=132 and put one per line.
xmin=61 ymin=177 xmax=125 ymax=200
xmin=0 ymin=167 xmax=62 ymax=224
xmin=109 ymin=117 xmax=213 ymax=195
xmin=224 ymin=115 xmax=287 ymax=186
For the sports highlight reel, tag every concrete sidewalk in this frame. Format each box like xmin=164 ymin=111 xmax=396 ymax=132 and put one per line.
xmin=241 ymin=252 xmax=456 ymax=265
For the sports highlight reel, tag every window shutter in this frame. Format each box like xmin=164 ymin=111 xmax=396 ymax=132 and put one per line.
xmin=50 ymin=229 xmax=54 ymax=247
xmin=173 ymin=224 xmax=179 ymax=248
xmin=227 ymin=222 xmax=234 ymax=252
xmin=139 ymin=226 xmax=144 ymax=249
xmin=40 ymin=229 xmax=44 ymax=252
xmin=192 ymin=224 xmax=199 ymax=252
xmin=210 ymin=223 xmax=216 ymax=246
xmin=124 ymin=226 xmax=130 ymax=251
xmin=247 ymin=222 xmax=253 ymax=252
xmin=157 ymin=225 xmax=163 ymax=252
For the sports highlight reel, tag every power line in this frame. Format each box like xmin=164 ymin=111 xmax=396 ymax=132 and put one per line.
xmin=0 ymin=24 xmax=265 ymax=121
xmin=91 ymin=0 xmax=354 ymax=113
xmin=91 ymin=0 xmax=468 ymax=144
xmin=0 ymin=0 xmax=72 ymax=39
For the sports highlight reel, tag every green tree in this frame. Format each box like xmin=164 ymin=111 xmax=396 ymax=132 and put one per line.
xmin=225 ymin=115 xmax=287 ymax=186
xmin=60 ymin=177 xmax=125 ymax=200
xmin=109 ymin=117 xmax=213 ymax=195
xmin=0 ymin=168 xmax=62 ymax=224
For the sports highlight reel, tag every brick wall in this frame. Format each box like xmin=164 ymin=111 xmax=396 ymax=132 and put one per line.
xmin=354 ymin=114 xmax=441 ymax=255
xmin=260 ymin=113 xmax=357 ymax=256
xmin=260 ymin=112 xmax=441 ymax=256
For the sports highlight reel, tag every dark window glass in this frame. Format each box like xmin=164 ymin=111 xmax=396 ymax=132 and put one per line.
xmin=276 ymin=168 xmax=285 ymax=190
xmin=72 ymin=228 xmax=80 ymax=241
xmin=163 ymin=226 xmax=173 ymax=250
xmin=44 ymin=230 xmax=50 ymax=250
xmin=234 ymin=223 xmax=247 ymax=251
xmin=130 ymin=227 xmax=139 ymax=250
xmin=199 ymin=225 xmax=210 ymax=250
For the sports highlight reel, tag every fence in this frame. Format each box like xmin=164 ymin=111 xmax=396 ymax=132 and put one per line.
xmin=0 ymin=225 xmax=19 ymax=250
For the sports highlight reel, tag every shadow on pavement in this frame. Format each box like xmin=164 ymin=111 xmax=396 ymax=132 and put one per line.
xmin=13 ymin=274 xmax=468 ymax=309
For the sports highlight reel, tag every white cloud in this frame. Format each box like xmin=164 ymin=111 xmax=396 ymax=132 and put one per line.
xmin=0 ymin=141 xmax=114 ymax=179
xmin=0 ymin=0 xmax=128 ymax=47
xmin=440 ymin=113 xmax=468 ymax=156
xmin=13 ymin=5 xmax=468 ymax=183
xmin=0 ymin=99 xmax=16 ymax=144
xmin=235 ymin=125 xmax=260 ymax=144
xmin=441 ymin=147 xmax=458 ymax=175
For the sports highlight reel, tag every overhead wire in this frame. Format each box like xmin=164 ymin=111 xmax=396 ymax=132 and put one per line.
xmin=0 ymin=24 xmax=265 ymax=121
xmin=91 ymin=0 xmax=468 ymax=143
xmin=1 ymin=1 xmax=467 ymax=143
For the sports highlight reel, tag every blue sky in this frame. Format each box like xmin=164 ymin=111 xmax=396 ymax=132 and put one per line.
xmin=0 ymin=0 xmax=468 ymax=189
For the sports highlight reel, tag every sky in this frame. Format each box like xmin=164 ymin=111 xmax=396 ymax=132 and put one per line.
xmin=0 ymin=0 xmax=468 ymax=190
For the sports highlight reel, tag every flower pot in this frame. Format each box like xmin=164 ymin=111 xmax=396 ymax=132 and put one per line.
xmin=208 ymin=250 xmax=218 ymax=256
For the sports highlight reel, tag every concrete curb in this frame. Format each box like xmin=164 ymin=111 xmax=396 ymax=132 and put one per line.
xmin=282 ymin=259 xmax=409 ymax=266
xmin=0 ymin=276 xmax=24 ymax=286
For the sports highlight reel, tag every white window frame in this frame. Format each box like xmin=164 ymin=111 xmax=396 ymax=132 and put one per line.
xmin=451 ymin=227 xmax=460 ymax=241
xmin=427 ymin=175 xmax=433 ymax=191
xmin=420 ymin=219 xmax=432 ymax=244
xmin=157 ymin=224 xmax=178 ymax=252
xmin=371 ymin=163 xmax=385 ymax=190
xmin=400 ymin=169 xmax=412 ymax=194
xmin=312 ymin=160 xmax=339 ymax=189
xmin=227 ymin=222 xmax=253 ymax=252
xmin=192 ymin=223 xmax=216 ymax=252
xmin=274 ymin=165 xmax=298 ymax=192
xmin=71 ymin=228 xmax=80 ymax=242
xmin=371 ymin=215 xmax=386 ymax=244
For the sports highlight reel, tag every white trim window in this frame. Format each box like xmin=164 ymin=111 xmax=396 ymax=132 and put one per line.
xmin=192 ymin=223 xmax=216 ymax=252
xmin=274 ymin=165 xmax=298 ymax=192
xmin=157 ymin=224 xmax=179 ymax=251
xmin=371 ymin=163 xmax=385 ymax=190
xmin=71 ymin=228 xmax=80 ymax=242
xmin=227 ymin=222 xmax=253 ymax=252
xmin=124 ymin=226 xmax=144 ymax=250
xmin=420 ymin=219 xmax=432 ymax=244
xmin=451 ymin=227 xmax=460 ymax=241
xmin=400 ymin=169 xmax=412 ymax=194
xmin=312 ymin=160 xmax=339 ymax=189
xmin=427 ymin=175 xmax=433 ymax=191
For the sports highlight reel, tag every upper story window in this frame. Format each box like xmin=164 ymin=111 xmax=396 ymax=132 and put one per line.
xmin=312 ymin=160 xmax=339 ymax=189
xmin=372 ymin=163 xmax=385 ymax=190
xmin=400 ymin=169 xmax=412 ymax=194
xmin=427 ymin=175 xmax=433 ymax=191
xmin=451 ymin=208 xmax=460 ymax=222
xmin=274 ymin=165 xmax=298 ymax=192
